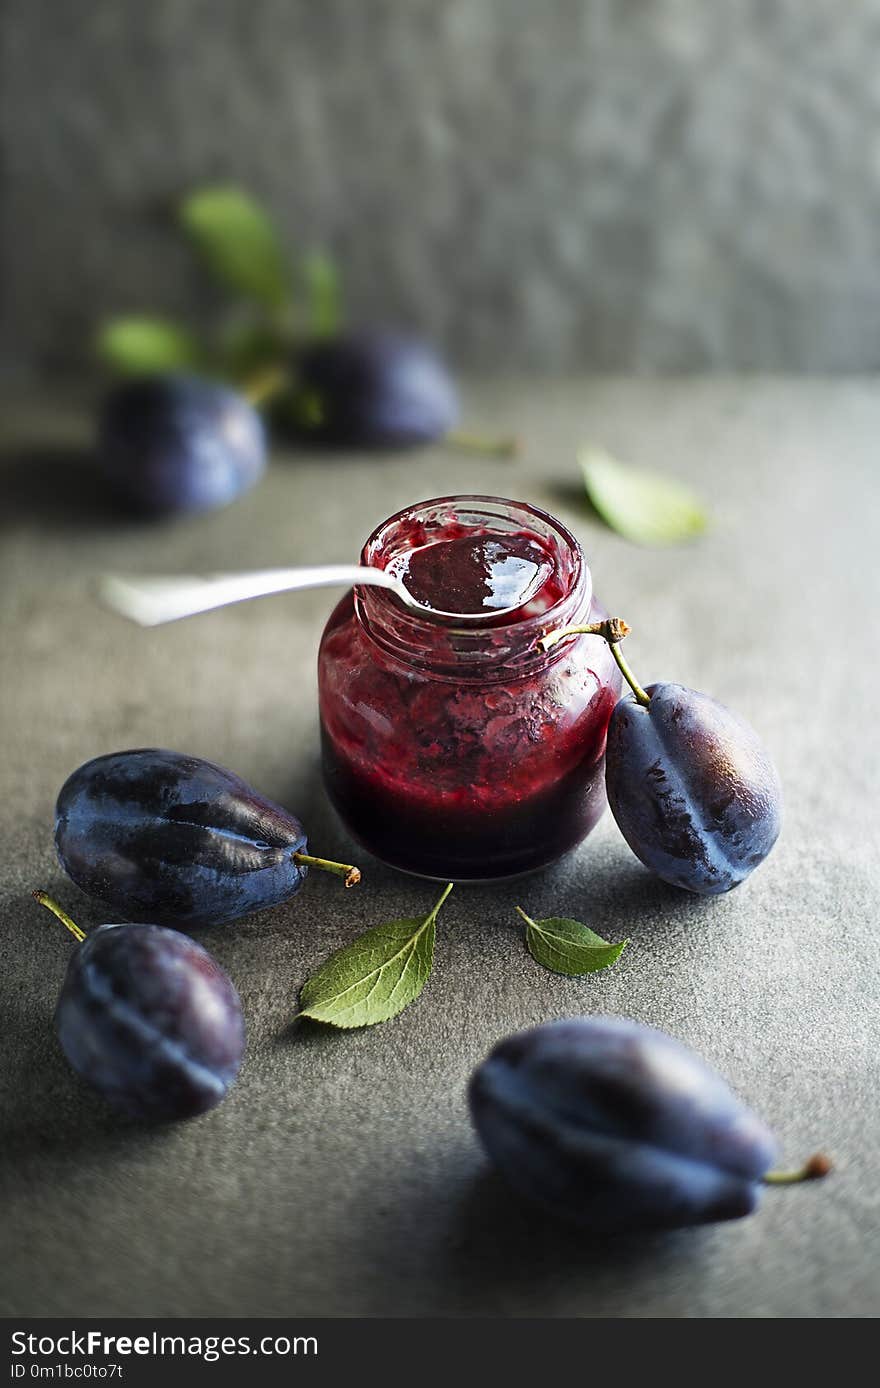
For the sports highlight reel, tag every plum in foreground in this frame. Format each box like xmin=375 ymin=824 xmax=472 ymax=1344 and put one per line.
xmin=469 ymin=1016 xmax=830 ymax=1233
xmin=35 ymin=893 xmax=245 ymax=1121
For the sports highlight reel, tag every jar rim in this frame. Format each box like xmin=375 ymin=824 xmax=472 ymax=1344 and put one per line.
xmin=355 ymin=495 xmax=592 ymax=680
xmin=358 ymin=493 xmax=588 ymax=633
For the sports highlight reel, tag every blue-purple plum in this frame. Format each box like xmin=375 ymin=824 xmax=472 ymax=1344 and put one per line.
xmin=55 ymin=921 xmax=245 ymax=1120
xmin=55 ymin=749 xmax=313 ymax=928
xmin=605 ymin=683 xmax=782 ymax=894
xmin=284 ymin=329 xmax=459 ymax=448
xmin=98 ymin=374 xmax=266 ymax=515
xmin=469 ymin=1017 xmax=780 ymax=1233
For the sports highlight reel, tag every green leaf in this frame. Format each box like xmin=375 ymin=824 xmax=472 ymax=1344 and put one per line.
xmin=517 ymin=906 xmax=627 ymax=977
xmin=302 ymin=250 xmax=343 ymax=337
xmin=179 ymin=185 xmax=291 ymax=309
xmin=95 ymin=317 xmax=202 ymax=375
xmin=299 ymin=884 xmax=453 ymax=1029
xmin=580 ymin=447 xmax=708 ymax=546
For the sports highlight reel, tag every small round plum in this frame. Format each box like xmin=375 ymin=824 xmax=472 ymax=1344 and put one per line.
xmin=54 ymin=919 xmax=245 ymax=1120
xmin=98 ymin=373 xmax=266 ymax=515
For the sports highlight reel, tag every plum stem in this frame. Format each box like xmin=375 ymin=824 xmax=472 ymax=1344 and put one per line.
xmin=763 ymin=1153 xmax=833 ymax=1184
xmin=445 ymin=430 xmax=521 ymax=459
xmin=609 ymin=641 xmax=652 ymax=708
xmin=242 ymin=363 xmax=290 ymax=408
xmin=538 ymin=617 xmax=628 ymax=652
xmin=537 ymin=617 xmax=652 ymax=706
xmin=32 ymin=890 xmax=86 ymax=943
xmin=292 ymin=852 xmax=362 ymax=888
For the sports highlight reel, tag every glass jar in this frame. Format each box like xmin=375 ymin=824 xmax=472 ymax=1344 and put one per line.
xmin=318 ymin=495 xmax=621 ymax=880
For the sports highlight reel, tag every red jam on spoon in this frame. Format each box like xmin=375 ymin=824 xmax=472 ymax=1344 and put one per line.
xmin=387 ymin=532 xmax=556 ymax=616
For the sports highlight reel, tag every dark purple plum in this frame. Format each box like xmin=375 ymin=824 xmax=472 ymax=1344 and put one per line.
xmin=54 ymin=749 xmax=359 ymax=929
xmin=98 ymin=373 xmax=266 ymax=515
xmin=283 ymin=329 xmax=460 ymax=448
xmin=538 ymin=619 xmax=783 ymax=895
xmin=605 ymin=683 xmax=782 ymax=894
xmin=469 ymin=1017 xmax=828 ymax=1233
xmin=35 ymin=894 xmax=244 ymax=1120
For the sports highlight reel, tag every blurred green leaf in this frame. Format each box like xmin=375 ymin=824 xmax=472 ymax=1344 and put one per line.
xmin=302 ymin=251 xmax=342 ymax=337
xmin=179 ymin=185 xmax=291 ymax=310
xmin=580 ymin=447 xmax=709 ymax=545
xmin=95 ymin=317 xmax=202 ymax=374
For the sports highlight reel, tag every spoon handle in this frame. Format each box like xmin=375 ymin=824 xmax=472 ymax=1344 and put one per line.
xmin=98 ymin=565 xmax=409 ymax=627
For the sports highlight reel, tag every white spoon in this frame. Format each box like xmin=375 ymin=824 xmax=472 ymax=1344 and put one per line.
xmin=97 ymin=565 xmax=425 ymax=627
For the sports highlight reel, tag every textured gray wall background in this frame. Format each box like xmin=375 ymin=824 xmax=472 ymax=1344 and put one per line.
xmin=4 ymin=0 xmax=880 ymax=375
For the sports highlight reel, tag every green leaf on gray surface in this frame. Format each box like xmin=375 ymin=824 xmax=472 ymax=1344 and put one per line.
xmin=517 ymin=906 xmax=627 ymax=977
xmin=179 ymin=185 xmax=291 ymax=310
xmin=580 ymin=447 xmax=708 ymax=545
xmin=95 ymin=317 xmax=202 ymax=374
xmin=298 ymin=884 xmax=453 ymax=1029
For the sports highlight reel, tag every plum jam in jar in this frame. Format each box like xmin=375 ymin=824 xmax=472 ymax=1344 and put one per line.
xmin=318 ymin=496 xmax=621 ymax=880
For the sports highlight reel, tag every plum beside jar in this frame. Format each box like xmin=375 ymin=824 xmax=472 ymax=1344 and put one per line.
xmin=318 ymin=496 xmax=621 ymax=880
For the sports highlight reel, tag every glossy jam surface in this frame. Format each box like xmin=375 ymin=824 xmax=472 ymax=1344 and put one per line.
xmin=318 ymin=501 xmax=621 ymax=880
xmin=388 ymin=530 xmax=558 ymax=615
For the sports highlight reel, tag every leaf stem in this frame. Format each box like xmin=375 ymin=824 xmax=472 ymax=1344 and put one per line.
xmin=515 ymin=904 xmax=537 ymax=929
xmin=427 ymin=882 xmax=454 ymax=923
xmin=445 ymin=430 xmax=520 ymax=459
xmin=763 ymin=1153 xmax=833 ymax=1185
xmin=32 ymin=891 xmax=86 ymax=943
xmin=537 ymin=617 xmax=651 ymax=706
xmin=292 ymin=852 xmax=362 ymax=888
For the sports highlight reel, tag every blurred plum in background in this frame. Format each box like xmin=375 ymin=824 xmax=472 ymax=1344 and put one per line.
xmin=98 ymin=374 xmax=266 ymax=516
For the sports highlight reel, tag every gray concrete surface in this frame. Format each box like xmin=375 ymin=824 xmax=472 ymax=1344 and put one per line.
xmin=1 ymin=377 xmax=878 ymax=1318
xmin=5 ymin=2 xmax=880 ymax=375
